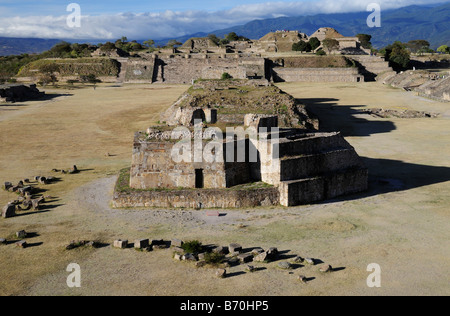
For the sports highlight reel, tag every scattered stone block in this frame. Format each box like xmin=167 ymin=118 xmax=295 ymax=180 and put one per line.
xmin=16 ymin=230 xmax=27 ymax=239
xmin=173 ymin=253 xmax=182 ymax=261
xmin=293 ymin=256 xmax=304 ymax=263
xmin=226 ymin=257 xmax=240 ymax=267
xmin=113 ymin=240 xmax=128 ymax=249
xmin=195 ymin=261 xmax=206 ymax=268
xmin=151 ymin=239 xmax=165 ymax=246
xmin=68 ymin=165 xmax=78 ymax=174
xmin=16 ymin=240 xmax=27 ymax=248
xmin=229 ymin=243 xmax=242 ymax=254
xmin=278 ymin=261 xmax=292 ymax=270
xmin=246 ymin=265 xmax=257 ymax=272
xmin=319 ymin=264 xmax=333 ymax=273
xmin=2 ymin=204 xmax=16 ymax=218
xmin=253 ymin=251 xmax=269 ymax=262
xmin=134 ymin=239 xmax=150 ymax=249
xmin=153 ymin=244 xmax=168 ymax=250
xmin=237 ymin=253 xmax=254 ymax=263
xmin=171 ymin=239 xmax=184 ymax=248
xmin=3 ymin=182 xmax=12 ymax=190
xmin=198 ymin=253 xmax=206 ymax=261
xmin=182 ymin=253 xmax=197 ymax=261
xmin=38 ymin=177 xmax=47 ymax=185
xmin=31 ymin=199 xmax=40 ymax=210
xmin=216 ymin=269 xmax=227 ymax=278
xmin=205 ymin=211 xmax=220 ymax=217
xmin=0 ymin=238 xmax=7 ymax=245
xmin=172 ymin=246 xmax=184 ymax=254
xmin=298 ymin=275 xmax=308 ymax=283
xmin=251 ymin=248 xmax=264 ymax=256
xmin=21 ymin=200 xmax=32 ymax=210
xmin=213 ymin=246 xmax=229 ymax=255
xmin=304 ymin=258 xmax=315 ymax=265
xmin=267 ymin=247 xmax=278 ymax=256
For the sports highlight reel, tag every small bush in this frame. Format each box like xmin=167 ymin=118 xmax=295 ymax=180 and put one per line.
xmin=316 ymin=50 xmax=326 ymax=56
xmin=181 ymin=240 xmax=203 ymax=254
xmin=221 ymin=72 xmax=232 ymax=80
xmin=204 ymin=252 xmax=225 ymax=265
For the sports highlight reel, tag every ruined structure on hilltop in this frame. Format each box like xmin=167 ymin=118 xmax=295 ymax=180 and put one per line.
xmin=113 ymin=80 xmax=368 ymax=208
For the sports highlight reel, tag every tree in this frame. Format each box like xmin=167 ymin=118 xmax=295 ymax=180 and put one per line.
xmin=384 ymin=41 xmax=411 ymax=70
xmin=357 ymin=34 xmax=372 ymax=49
xmin=143 ymin=40 xmax=155 ymax=48
xmin=208 ymin=34 xmax=221 ymax=46
xmin=407 ymin=40 xmax=430 ymax=54
xmin=292 ymin=40 xmax=311 ymax=53
xmin=308 ymin=37 xmax=321 ymax=51
xmin=166 ymin=39 xmax=182 ymax=48
xmin=225 ymin=32 xmax=239 ymax=42
xmin=437 ymin=45 xmax=449 ymax=54
xmin=39 ymin=63 xmax=59 ymax=86
xmin=322 ymin=38 xmax=340 ymax=53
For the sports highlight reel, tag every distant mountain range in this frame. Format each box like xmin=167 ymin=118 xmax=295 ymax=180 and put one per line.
xmin=0 ymin=37 xmax=61 ymax=56
xmin=158 ymin=2 xmax=450 ymax=49
xmin=1 ymin=2 xmax=449 ymax=56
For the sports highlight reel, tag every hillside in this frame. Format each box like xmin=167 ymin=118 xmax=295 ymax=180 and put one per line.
xmin=167 ymin=3 xmax=450 ymax=49
xmin=0 ymin=37 xmax=61 ymax=56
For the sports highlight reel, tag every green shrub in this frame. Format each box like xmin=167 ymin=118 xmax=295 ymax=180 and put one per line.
xmin=181 ymin=240 xmax=203 ymax=254
xmin=204 ymin=252 xmax=225 ymax=265
xmin=221 ymin=72 xmax=232 ymax=80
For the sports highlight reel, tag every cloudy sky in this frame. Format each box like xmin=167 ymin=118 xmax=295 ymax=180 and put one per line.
xmin=0 ymin=0 xmax=447 ymax=40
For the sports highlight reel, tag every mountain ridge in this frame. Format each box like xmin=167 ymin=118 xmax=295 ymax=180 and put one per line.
xmin=1 ymin=2 xmax=449 ymax=56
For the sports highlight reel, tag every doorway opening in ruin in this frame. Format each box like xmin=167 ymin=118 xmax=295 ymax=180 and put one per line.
xmin=195 ymin=169 xmax=204 ymax=189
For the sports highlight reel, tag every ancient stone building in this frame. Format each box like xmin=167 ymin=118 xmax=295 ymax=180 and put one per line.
xmin=116 ymin=80 xmax=368 ymax=208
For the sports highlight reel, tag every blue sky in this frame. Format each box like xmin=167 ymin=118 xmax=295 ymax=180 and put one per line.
xmin=0 ymin=0 xmax=447 ymax=39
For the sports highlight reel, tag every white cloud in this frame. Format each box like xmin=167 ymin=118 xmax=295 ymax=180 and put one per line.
xmin=0 ymin=0 xmax=446 ymax=39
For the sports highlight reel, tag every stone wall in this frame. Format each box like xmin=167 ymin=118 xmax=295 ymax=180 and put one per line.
xmin=150 ymin=55 xmax=267 ymax=84
xmin=279 ymin=168 xmax=368 ymax=206
xmin=113 ymin=186 xmax=280 ymax=209
xmin=272 ymin=67 xmax=363 ymax=83
xmin=124 ymin=59 xmax=156 ymax=83
xmin=130 ymin=137 xmax=228 ymax=189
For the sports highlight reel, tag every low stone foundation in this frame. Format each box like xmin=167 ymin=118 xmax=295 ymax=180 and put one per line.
xmin=272 ymin=67 xmax=363 ymax=83
xmin=113 ymin=186 xmax=279 ymax=209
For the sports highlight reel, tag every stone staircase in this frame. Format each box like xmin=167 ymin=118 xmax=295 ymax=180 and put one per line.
xmin=116 ymin=58 xmax=129 ymax=83
xmin=276 ymin=132 xmax=368 ymax=206
xmin=350 ymin=55 xmax=395 ymax=82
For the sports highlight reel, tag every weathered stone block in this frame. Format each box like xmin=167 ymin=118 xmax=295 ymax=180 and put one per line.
xmin=216 ymin=269 xmax=227 ymax=278
xmin=237 ymin=253 xmax=253 ymax=263
xmin=171 ymin=239 xmax=184 ymax=248
xmin=2 ymin=204 xmax=16 ymax=218
xmin=114 ymin=240 xmax=128 ymax=249
xmin=134 ymin=239 xmax=149 ymax=249
xmin=229 ymin=243 xmax=242 ymax=254
xmin=16 ymin=230 xmax=27 ymax=238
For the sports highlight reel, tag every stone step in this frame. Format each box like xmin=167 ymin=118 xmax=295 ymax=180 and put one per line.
xmin=278 ymin=132 xmax=349 ymax=157
xmin=279 ymin=167 xmax=368 ymax=206
xmin=280 ymin=148 xmax=363 ymax=181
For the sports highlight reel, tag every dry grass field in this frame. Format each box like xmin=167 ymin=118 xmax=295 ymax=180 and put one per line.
xmin=0 ymin=81 xmax=449 ymax=296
